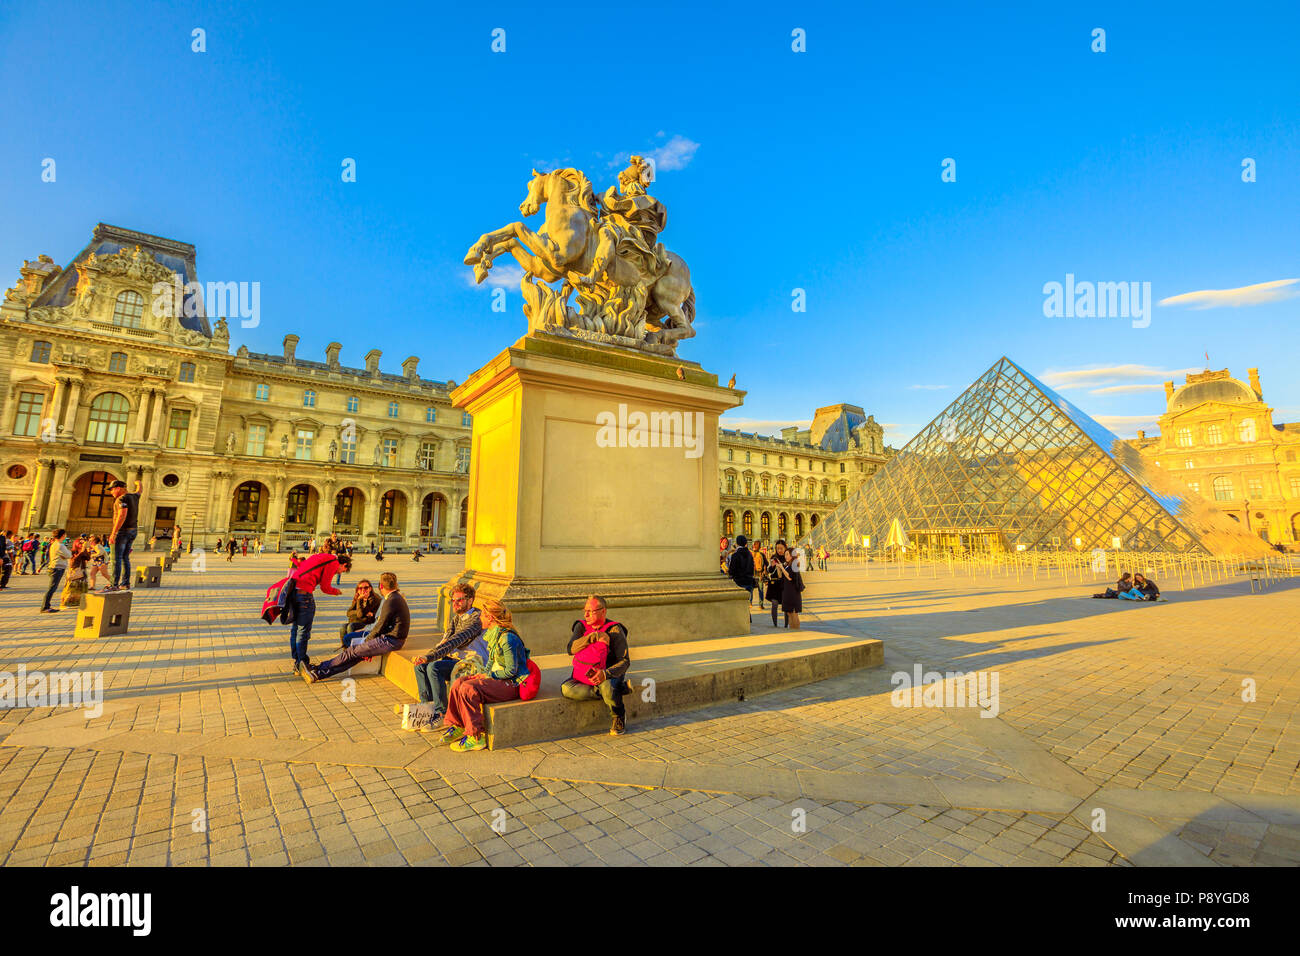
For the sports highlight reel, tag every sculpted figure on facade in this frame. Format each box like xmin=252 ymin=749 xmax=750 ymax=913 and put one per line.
xmin=464 ymin=156 xmax=696 ymax=356
xmin=328 ymin=439 xmax=338 ymax=462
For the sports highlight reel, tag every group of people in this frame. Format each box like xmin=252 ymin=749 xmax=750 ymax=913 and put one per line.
xmin=214 ymin=536 xmax=265 ymax=560
xmin=1092 ymin=572 xmax=1162 ymax=602
xmin=723 ymin=534 xmax=806 ymax=628
xmin=0 ymin=478 xmax=142 ymax=611
xmin=266 ymin=550 xmax=632 ymax=751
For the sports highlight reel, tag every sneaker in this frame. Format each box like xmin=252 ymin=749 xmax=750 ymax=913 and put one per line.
xmin=419 ymin=715 xmax=443 ymax=734
xmin=610 ymin=715 xmax=626 ymax=736
xmin=40 ymin=607 xmax=58 ymax=613
xmin=301 ymin=663 xmax=318 ymax=684
xmin=437 ymin=726 xmax=465 ymax=747
xmin=450 ymin=733 xmax=486 ymax=752
xmin=291 ymin=661 xmax=301 ymax=677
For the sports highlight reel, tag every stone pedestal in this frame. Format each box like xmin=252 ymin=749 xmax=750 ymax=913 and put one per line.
xmin=78 ymin=591 xmax=131 ymax=637
xmin=440 ymin=332 xmax=748 ymax=655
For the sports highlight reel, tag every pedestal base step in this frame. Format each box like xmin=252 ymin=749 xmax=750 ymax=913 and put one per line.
xmin=381 ymin=630 xmax=883 ymax=750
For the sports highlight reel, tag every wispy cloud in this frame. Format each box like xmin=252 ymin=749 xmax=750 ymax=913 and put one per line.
xmin=1039 ymin=364 xmax=1199 ymax=390
xmin=1089 ymin=383 xmax=1166 ymax=395
xmin=1159 ymin=278 xmax=1300 ymax=310
xmin=907 ymin=384 xmax=948 ymax=390
xmin=461 ymin=263 xmax=524 ymax=290
xmin=609 ymin=134 xmax=700 ymax=175
xmin=1094 ymin=414 xmax=1160 ymax=433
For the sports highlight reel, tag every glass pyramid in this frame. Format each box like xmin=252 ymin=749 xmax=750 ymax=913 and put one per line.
xmin=810 ymin=357 xmax=1257 ymax=555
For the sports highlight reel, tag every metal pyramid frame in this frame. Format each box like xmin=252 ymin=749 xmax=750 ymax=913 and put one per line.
xmin=810 ymin=357 xmax=1230 ymax=554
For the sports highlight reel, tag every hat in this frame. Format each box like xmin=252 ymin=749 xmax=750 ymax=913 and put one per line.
xmin=107 ymin=480 xmax=126 ymax=490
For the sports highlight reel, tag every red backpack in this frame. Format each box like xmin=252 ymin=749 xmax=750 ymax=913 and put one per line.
xmin=571 ymin=621 xmax=619 ymax=685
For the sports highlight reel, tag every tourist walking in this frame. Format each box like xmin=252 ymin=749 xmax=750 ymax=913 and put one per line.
xmin=0 ymin=532 xmax=13 ymax=590
xmin=40 ymin=529 xmax=71 ymax=613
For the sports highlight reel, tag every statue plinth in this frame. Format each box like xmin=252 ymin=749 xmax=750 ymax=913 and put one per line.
xmin=439 ymin=331 xmax=748 ymax=654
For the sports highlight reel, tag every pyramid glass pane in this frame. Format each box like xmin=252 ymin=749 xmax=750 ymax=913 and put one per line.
xmin=810 ymin=357 xmax=1265 ymax=555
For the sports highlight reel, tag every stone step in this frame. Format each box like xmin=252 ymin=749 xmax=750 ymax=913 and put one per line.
xmin=380 ymin=629 xmax=883 ymax=750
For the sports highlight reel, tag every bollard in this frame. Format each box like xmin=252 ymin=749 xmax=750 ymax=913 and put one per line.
xmin=78 ymin=590 xmax=132 ymax=636
xmin=135 ymin=564 xmax=162 ymax=588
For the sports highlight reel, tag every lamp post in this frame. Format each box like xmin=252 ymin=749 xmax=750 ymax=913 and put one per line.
xmin=188 ymin=511 xmax=197 ymax=553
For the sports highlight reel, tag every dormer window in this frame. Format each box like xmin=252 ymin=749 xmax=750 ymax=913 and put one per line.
xmin=112 ymin=290 xmax=146 ymax=328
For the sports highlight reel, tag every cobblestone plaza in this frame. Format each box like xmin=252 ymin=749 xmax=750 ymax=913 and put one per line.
xmin=2 ymin=554 xmax=1296 ymax=867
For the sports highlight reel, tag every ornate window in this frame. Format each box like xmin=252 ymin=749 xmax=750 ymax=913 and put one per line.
xmin=1187 ymin=480 xmax=1200 ymax=494
xmin=745 ymin=452 xmax=751 ymax=463
xmin=1176 ymin=427 xmax=1193 ymax=447
xmin=234 ymin=482 xmax=262 ymax=523
xmin=178 ymin=362 xmax=196 ymax=383
xmin=725 ymin=475 xmax=735 ymax=494
xmin=760 ymin=512 xmax=771 ymax=539
xmin=426 ymin=407 xmax=437 ymax=423
xmin=1289 ymin=477 xmax=1300 ymax=497
xmin=109 ymin=352 xmax=128 ymax=373
xmin=165 ymin=409 xmax=191 ymax=449
xmin=761 ymin=477 xmax=770 ymax=496
xmin=340 ymin=434 xmax=357 ymax=464
xmin=455 ymin=447 xmax=470 ymax=473
xmin=112 ymin=290 xmax=146 ymax=328
xmin=1237 ymin=419 xmax=1256 ymax=443
xmin=744 ymin=476 xmax=752 ymax=496
xmin=742 ymin=511 xmax=753 ymax=536
xmin=1246 ymin=477 xmax=1264 ymax=498
xmin=285 ymin=486 xmax=311 ymax=524
xmin=86 ymin=392 xmax=130 ymax=444
xmin=382 ymin=438 xmax=398 ymax=467
xmin=388 ymin=401 xmax=399 ymax=418
xmin=303 ymin=389 xmax=316 ymax=407
xmin=82 ymin=472 xmax=117 ymax=518
xmin=379 ymin=491 xmax=399 ymax=527
xmin=419 ymin=441 xmax=437 ymax=470
xmin=346 ymin=396 xmax=359 ymax=413
xmin=1206 ymin=424 xmax=1224 ymax=445
xmin=245 ymin=424 xmax=267 ymax=456
xmin=295 ymin=428 xmax=315 ymax=460
xmin=255 ymin=383 xmax=270 ymax=401
xmin=727 ymin=449 xmax=733 ymax=461
xmin=30 ymin=340 xmax=52 ymax=363
xmin=723 ymin=510 xmax=735 ymax=536
xmin=1212 ymin=476 xmax=1235 ymax=501
xmin=13 ymin=392 xmax=45 ymax=437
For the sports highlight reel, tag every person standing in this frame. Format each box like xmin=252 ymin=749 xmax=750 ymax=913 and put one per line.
xmin=37 ymin=535 xmax=51 ymax=572
xmin=40 ymin=529 xmax=71 ymax=613
xmin=0 ymin=532 xmax=13 ymax=590
xmin=19 ymin=534 xmax=37 ymax=574
xmin=226 ymin=537 xmax=237 ymax=562
xmin=106 ymin=479 xmax=141 ymax=592
xmin=751 ymin=539 xmax=767 ymax=609
xmin=285 ymin=550 xmax=352 ymax=675
xmin=765 ymin=540 xmax=789 ymax=627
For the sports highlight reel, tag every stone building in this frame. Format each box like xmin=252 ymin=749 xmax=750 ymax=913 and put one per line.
xmin=719 ymin=403 xmax=893 ymax=542
xmin=1130 ymin=368 xmax=1300 ymax=548
xmin=0 ymin=224 xmax=473 ymax=550
xmin=1 ymin=224 xmax=894 ymax=549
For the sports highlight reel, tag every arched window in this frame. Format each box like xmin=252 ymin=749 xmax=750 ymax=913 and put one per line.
xmin=334 ymin=488 xmax=358 ymax=526
xmin=459 ymin=496 xmax=469 ymax=533
xmin=303 ymin=389 xmax=316 ymax=407
xmin=285 ymin=485 xmax=312 ymax=525
xmin=109 ymin=352 xmax=128 ymax=373
xmin=723 ymin=510 xmax=735 ymax=536
xmin=1213 ymin=476 xmax=1235 ymax=501
xmin=112 ymin=290 xmax=146 ymax=328
xmin=760 ymin=512 xmax=771 ymax=539
xmin=347 ymin=396 xmax=359 ymax=413
xmin=795 ymin=514 xmax=804 ymax=537
xmin=742 ymin=511 xmax=754 ymax=537
xmin=811 ymin=514 xmax=820 ymax=528
xmin=86 ymin=393 xmax=130 ymax=444
xmin=379 ymin=491 xmax=399 ymax=527
xmin=233 ymin=481 xmax=263 ymax=523
xmin=178 ymin=362 xmax=196 ymax=383
xmin=778 ymin=513 xmax=788 ymax=537
xmin=426 ymin=407 xmax=437 ymax=423
xmin=30 ymin=340 xmax=52 ymax=363
xmin=1237 ymin=419 xmax=1256 ymax=443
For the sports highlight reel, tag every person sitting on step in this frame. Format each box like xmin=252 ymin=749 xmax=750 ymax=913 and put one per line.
xmin=303 ymin=571 xmax=408 ymax=681
xmin=338 ymin=579 xmax=381 ymax=646
xmin=437 ymin=598 xmax=531 ymax=753
xmin=407 ymin=583 xmax=487 ymax=727
xmin=560 ymin=595 xmax=632 ymax=736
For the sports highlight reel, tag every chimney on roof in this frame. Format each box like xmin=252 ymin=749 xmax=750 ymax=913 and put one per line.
xmin=325 ymin=342 xmax=341 ymax=369
xmin=402 ymin=356 xmax=419 ymax=380
xmin=283 ymin=334 xmax=299 ymax=365
xmin=1164 ymin=381 xmax=1174 ymax=402
xmin=1248 ymin=367 xmax=1262 ymax=399
xmin=365 ymin=349 xmax=382 ymax=375
xmin=1137 ymin=429 xmax=1146 ymax=440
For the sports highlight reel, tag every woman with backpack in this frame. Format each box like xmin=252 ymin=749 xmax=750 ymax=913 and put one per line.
xmin=437 ymin=598 xmax=531 ymax=753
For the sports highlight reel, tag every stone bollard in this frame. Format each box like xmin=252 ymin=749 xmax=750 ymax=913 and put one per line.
xmin=78 ymin=590 xmax=132 ymax=637
xmin=156 ymin=553 xmax=173 ymax=572
xmin=135 ymin=564 xmax=162 ymax=588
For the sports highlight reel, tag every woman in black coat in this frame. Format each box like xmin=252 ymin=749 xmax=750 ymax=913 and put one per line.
xmin=765 ymin=541 xmax=788 ymax=626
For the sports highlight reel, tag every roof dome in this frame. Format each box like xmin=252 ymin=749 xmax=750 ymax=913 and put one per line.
xmin=1169 ymin=377 xmax=1256 ymax=412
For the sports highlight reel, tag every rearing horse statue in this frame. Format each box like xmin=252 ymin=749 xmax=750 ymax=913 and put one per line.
xmin=464 ymin=167 xmax=695 ymax=351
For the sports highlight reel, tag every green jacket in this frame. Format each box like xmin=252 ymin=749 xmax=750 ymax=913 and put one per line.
xmin=484 ymin=624 xmax=530 ymax=683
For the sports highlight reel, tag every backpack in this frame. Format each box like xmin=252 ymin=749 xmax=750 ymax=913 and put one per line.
xmin=503 ymin=630 xmax=531 ymax=682
xmin=572 ymin=639 xmax=609 ymax=685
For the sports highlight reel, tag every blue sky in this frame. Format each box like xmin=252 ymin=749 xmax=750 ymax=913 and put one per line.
xmin=3 ymin=0 xmax=1297 ymax=446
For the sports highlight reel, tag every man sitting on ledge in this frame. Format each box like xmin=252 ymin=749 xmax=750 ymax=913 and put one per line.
xmin=561 ymin=595 xmax=632 ymax=736
xmin=304 ymin=572 xmax=409 ymax=682
xmin=410 ymin=582 xmax=487 ymax=721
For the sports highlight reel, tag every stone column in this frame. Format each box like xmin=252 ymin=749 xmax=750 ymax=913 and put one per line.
xmin=406 ymin=486 xmax=425 ymax=545
xmin=315 ymin=479 xmax=336 ymax=540
xmin=47 ymin=379 xmax=66 ymax=437
xmin=44 ymin=460 xmax=71 ymax=529
xmin=132 ymin=389 xmax=152 ymax=443
xmin=147 ymin=390 xmax=166 ymax=445
xmin=363 ymin=480 xmax=381 ymax=543
xmin=265 ymin=474 xmax=285 ymax=544
xmin=135 ymin=465 xmax=155 ymax=537
xmin=59 ymin=377 xmax=83 ymax=439
xmin=208 ymin=471 xmax=231 ymax=537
